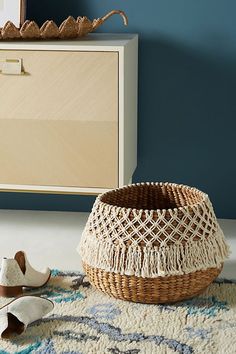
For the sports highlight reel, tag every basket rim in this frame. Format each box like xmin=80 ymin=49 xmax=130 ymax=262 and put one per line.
xmin=98 ymin=182 xmax=209 ymax=215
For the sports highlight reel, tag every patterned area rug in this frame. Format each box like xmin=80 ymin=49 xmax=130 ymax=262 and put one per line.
xmin=0 ymin=270 xmax=235 ymax=354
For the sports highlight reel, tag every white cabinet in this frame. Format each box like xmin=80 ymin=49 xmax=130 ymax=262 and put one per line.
xmin=0 ymin=34 xmax=138 ymax=194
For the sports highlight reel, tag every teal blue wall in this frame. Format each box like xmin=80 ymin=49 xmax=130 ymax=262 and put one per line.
xmin=1 ymin=1 xmax=236 ymax=218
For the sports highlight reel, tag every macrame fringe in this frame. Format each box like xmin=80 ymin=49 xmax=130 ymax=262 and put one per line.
xmin=78 ymin=228 xmax=230 ymax=278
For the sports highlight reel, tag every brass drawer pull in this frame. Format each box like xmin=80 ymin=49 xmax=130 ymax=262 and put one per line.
xmin=0 ymin=58 xmax=26 ymax=75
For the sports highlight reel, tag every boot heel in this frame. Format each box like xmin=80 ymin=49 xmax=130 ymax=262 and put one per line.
xmin=0 ymin=285 xmax=23 ymax=297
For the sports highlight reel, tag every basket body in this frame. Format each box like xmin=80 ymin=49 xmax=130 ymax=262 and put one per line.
xmin=79 ymin=182 xmax=229 ymax=303
xmin=83 ymin=263 xmax=222 ymax=304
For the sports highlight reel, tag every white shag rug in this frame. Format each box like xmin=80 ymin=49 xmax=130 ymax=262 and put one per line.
xmin=0 ymin=270 xmax=235 ymax=354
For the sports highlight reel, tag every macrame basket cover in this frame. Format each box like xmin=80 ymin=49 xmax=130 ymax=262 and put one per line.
xmin=78 ymin=182 xmax=229 ymax=303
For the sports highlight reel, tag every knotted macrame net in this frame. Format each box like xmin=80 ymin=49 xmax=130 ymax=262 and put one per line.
xmin=79 ymin=183 xmax=229 ymax=277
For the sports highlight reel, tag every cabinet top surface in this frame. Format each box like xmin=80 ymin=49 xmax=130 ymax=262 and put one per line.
xmin=0 ymin=33 xmax=138 ymax=51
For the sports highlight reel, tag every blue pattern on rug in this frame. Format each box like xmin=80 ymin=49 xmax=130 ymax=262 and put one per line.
xmin=0 ymin=270 xmax=235 ymax=354
xmin=185 ymin=327 xmax=211 ymax=340
xmin=34 ymin=339 xmax=55 ymax=354
xmin=26 ymin=285 xmax=84 ymax=304
xmin=35 ymin=315 xmax=194 ymax=354
xmin=176 ymin=296 xmax=229 ymax=317
xmin=157 ymin=305 xmax=176 ymax=313
xmin=2 ymin=341 xmax=43 ymax=354
xmin=71 ymin=275 xmax=90 ymax=290
xmin=87 ymin=303 xmax=121 ymax=320
xmin=50 ymin=270 xmax=81 ymax=277
xmin=108 ymin=348 xmax=140 ymax=354
xmin=54 ymin=330 xmax=98 ymax=343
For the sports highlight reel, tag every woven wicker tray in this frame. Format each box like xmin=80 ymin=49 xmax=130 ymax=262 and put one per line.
xmin=0 ymin=10 xmax=128 ymax=40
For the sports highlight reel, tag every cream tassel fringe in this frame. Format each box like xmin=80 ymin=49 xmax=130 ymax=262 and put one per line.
xmin=78 ymin=228 xmax=230 ymax=278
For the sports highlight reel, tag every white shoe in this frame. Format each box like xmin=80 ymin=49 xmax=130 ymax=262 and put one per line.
xmin=0 ymin=295 xmax=54 ymax=339
xmin=0 ymin=251 xmax=51 ymax=297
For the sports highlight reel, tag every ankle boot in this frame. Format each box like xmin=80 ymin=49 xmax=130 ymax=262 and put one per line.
xmin=0 ymin=295 xmax=54 ymax=339
xmin=0 ymin=251 xmax=51 ymax=297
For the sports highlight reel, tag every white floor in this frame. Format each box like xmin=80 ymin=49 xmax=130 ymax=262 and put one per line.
xmin=0 ymin=210 xmax=235 ymax=279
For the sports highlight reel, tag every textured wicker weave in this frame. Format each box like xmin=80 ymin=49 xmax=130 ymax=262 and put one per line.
xmin=79 ymin=182 xmax=229 ymax=303
xmin=0 ymin=10 xmax=128 ymax=40
xmin=83 ymin=263 xmax=222 ymax=304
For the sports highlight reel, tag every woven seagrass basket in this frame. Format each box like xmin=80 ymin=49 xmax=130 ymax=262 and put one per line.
xmin=79 ymin=182 xmax=229 ymax=303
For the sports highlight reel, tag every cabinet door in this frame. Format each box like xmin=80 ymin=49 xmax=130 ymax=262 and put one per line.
xmin=0 ymin=50 xmax=118 ymax=190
